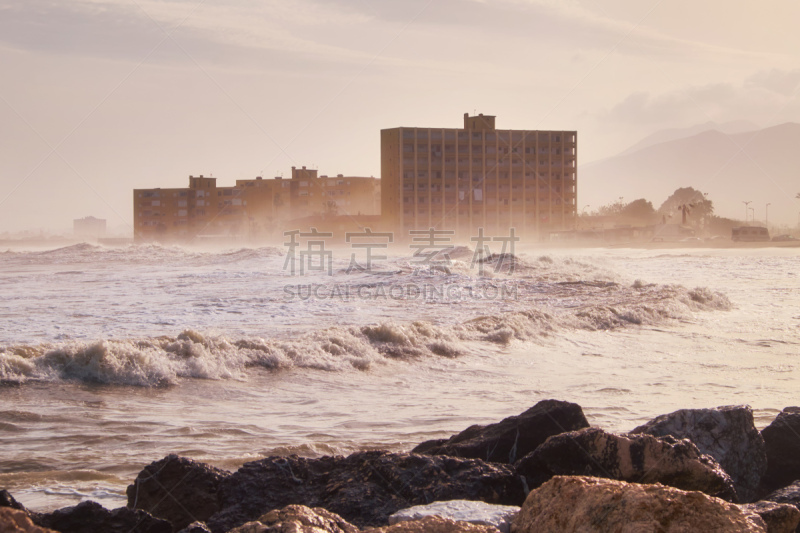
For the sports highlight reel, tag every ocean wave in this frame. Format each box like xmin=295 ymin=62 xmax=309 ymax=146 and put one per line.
xmin=2 ymin=243 xmax=283 ymax=267
xmin=0 ymin=278 xmax=732 ymax=386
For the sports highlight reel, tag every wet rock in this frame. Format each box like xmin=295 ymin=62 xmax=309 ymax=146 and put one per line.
xmin=389 ymin=500 xmax=518 ymax=533
xmin=366 ymin=515 xmax=497 ymax=533
xmin=207 ymin=451 xmax=524 ymax=532
xmin=514 ymin=427 xmax=738 ymax=501
xmin=740 ymin=501 xmax=800 ymax=533
xmin=0 ymin=508 xmax=57 ymax=533
xmin=631 ymin=405 xmax=767 ymax=502
xmin=37 ymin=500 xmax=172 ymax=533
xmin=127 ymin=454 xmax=230 ymax=531
xmin=513 ymin=475 xmax=766 ymax=533
xmin=412 ymin=399 xmax=589 ymax=463
xmin=226 ymin=505 xmax=360 ymax=533
xmin=177 ymin=522 xmax=213 ymax=533
xmin=761 ymin=407 xmax=800 ymax=495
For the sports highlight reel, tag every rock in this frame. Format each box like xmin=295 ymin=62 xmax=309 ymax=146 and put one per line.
xmin=206 ymin=451 xmax=525 ymax=532
xmin=763 ymin=480 xmax=800 ymax=531
xmin=177 ymin=522 xmax=213 ymax=533
xmin=389 ymin=500 xmax=518 ymax=533
xmin=740 ymin=501 xmax=800 ymax=533
xmin=631 ymin=405 xmax=767 ymax=502
xmin=366 ymin=515 xmax=497 ymax=533
xmin=412 ymin=399 xmax=589 ymax=463
xmin=513 ymin=475 xmax=767 ymax=533
xmin=514 ymin=426 xmax=738 ymax=501
xmin=0 ymin=490 xmax=27 ymax=511
xmin=226 ymin=505 xmax=360 ymax=533
xmin=37 ymin=500 xmax=172 ymax=533
xmin=0 ymin=508 xmax=57 ymax=533
xmin=760 ymin=407 xmax=800 ymax=495
xmin=127 ymin=454 xmax=230 ymax=531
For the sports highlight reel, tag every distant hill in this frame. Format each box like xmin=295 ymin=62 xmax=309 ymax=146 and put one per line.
xmin=580 ymin=123 xmax=800 ymax=225
xmin=617 ymin=120 xmax=759 ymax=157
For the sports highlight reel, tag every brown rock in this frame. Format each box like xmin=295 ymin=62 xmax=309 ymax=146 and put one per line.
xmin=412 ymin=399 xmax=589 ymax=463
xmin=513 ymin=476 xmax=767 ymax=533
xmin=207 ymin=451 xmax=524 ymax=532
xmin=760 ymin=407 xmax=800 ymax=495
xmin=366 ymin=515 xmax=497 ymax=533
xmin=740 ymin=501 xmax=800 ymax=533
xmin=514 ymin=427 xmax=738 ymax=501
xmin=37 ymin=500 xmax=172 ymax=533
xmin=227 ymin=505 xmax=360 ymax=533
xmin=631 ymin=405 xmax=767 ymax=502
xmin=0 ymin=508 xmax=57 ymax=533
xmin=127 ymin=454 xmax=230 ymax=531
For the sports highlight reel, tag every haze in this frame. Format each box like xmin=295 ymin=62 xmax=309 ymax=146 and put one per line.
xmin=1 ymin=0 xmax=799 ymax=233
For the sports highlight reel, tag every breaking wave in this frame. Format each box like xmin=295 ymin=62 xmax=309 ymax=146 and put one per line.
xmin=2 ymin=243 xmax=283 ymax=266
xmin=0 ymin=278 xmax=732 ymax=387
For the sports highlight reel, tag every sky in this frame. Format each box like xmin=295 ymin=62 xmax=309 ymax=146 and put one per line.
xmin=1 ymin=0 xmax=799 ymax=234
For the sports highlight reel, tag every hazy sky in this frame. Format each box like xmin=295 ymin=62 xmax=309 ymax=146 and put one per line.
xmin=1 ymin=0 xmax=799 ymax=233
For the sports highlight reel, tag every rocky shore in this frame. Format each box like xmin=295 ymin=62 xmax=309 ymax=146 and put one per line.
xmin=4 ymin=400 xmax=800 ymax=532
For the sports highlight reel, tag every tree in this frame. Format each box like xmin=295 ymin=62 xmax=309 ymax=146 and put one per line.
xmin=658 ymin=187 xmax=713 ymax=225
xmin=596 ymin=197 xmax=627 ymax=216
xmin=619 ymin=199 xmax=656 ymax=221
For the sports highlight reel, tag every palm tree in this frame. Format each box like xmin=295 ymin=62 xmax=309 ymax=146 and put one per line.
xmin=677 ymin=203 xmax=694 ymax=225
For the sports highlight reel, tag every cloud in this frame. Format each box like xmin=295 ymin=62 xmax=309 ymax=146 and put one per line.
xmin=606 ymin=69 xmax=800 ymax=128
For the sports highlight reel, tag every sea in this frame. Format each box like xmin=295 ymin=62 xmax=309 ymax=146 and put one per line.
xmin=0 ymin=242 xmax=798 ymax=512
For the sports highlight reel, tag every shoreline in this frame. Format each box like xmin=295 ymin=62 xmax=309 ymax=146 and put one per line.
xmin=3 ymin=400 xmax=800 ymax=532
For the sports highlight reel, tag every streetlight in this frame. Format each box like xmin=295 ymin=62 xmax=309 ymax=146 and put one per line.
xmin=749 ymin=207 xmax=755 ymax=224
xmin=743 ymin=201 xmax=751 ymax=225
xmin=766 ymin=203 xmax=771 ymax=228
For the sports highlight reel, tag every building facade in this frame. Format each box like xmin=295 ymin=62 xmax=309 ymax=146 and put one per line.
xmin=381 ymin=113 xmax=577 ymax=241
xmin=134 ymin=170 xmax=380 ymax=242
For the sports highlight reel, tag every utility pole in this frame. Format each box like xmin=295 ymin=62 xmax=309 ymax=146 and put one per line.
xmin=743 ymin=201 xmax=751 ymax=225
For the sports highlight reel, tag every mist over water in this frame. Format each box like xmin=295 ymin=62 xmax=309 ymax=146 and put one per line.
xmin=0 ymin=243 xmax=798 ymax=512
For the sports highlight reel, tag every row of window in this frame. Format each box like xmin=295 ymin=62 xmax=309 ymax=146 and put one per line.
xmin=404 ymin=144 xmax=575 ymax=156
xmin=402 ymin=130 xmax=576 ymax=143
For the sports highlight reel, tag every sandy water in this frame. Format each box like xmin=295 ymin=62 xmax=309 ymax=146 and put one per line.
xmin=0 ymin=244 xmax=798 ymax=511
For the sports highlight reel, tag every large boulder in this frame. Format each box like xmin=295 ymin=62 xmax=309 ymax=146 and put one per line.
xmin=127 ymin=454 xmax=230 ymax=531
xmin=740 ymin=501 xmax=800 ymax=533
xmin=412 ymin=399 xmax=589 ymax=463
xmin=207 ymin=451 xmax=525 ymax=532
xmin=764 ymin=480 xmax=800 ymax=531
xmin=513 ymin=476 xmax=767 ymax=533
xmin=631 ymin=405 xmax=767 ymax=502
xmin=0 ymin=508 xmax=57 ymax=533
xmin=514 ymin=427 xmax=738 ymax=501
xmin=389 ymin=500 xmax=519 ymax=533
xmin=761 ymin=407 xmax=800 ymax=495
xmin=227 ymin=504 xmax=359 ymax=533
xmin=36 ymin=500 xmax=172 ymax=533
xmin=366 ymin=515 xmax=497 ymax=533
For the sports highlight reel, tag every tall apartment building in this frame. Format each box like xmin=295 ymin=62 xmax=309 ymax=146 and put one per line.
xmin=381 ymin=113 xmax=577 ymax=240
xmin=133 ymin=170 xmax=380 ymax=242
